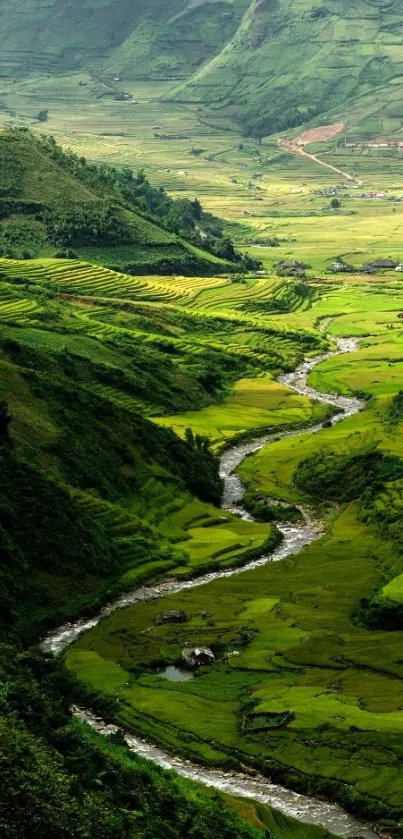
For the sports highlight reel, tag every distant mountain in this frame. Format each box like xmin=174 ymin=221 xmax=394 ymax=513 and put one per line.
xmin=1 ymin=0 xmax=402 ymax=138
xmin=0 ymin=0 xmax=249 ymax=79
xmin=172 ymin=0 xmax=403 ymax=138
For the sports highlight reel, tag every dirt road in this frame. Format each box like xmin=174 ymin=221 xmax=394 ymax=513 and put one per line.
xmin=278 ymin=137 xmax=362 ymax=185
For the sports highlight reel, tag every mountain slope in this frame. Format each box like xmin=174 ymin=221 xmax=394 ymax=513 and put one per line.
xmin=0 ymin=0 xmax=249 ymax=78
xmin=102 ymin=0 xmax=251 ymax=80
xmin=0 ymin=129 xmax=252 ymax=273
xmin=2 ymin=0 xmax=403 ymax=138
xmin=172 ymin=0 xmax=403 ymax=136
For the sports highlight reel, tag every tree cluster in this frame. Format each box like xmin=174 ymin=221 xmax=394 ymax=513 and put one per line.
xmin=43 ymin=200 xmax=133 ymax=247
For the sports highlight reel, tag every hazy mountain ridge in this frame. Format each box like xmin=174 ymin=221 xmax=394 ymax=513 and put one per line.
xmin=0 ymin=0 xmax=249 ymax=78
xmin=2 ymin=0 xmax=403 ymax=135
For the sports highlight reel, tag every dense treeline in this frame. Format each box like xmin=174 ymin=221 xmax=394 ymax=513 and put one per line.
xmin=242 ymin=106 xmax=319 ymax=141
xmin=387 ymin=389 xmax=403 ymax=425
xmin=43 ymin=200 xmax=134 ymax=247
xmin=293 ymin=448 xmax=403 ymax=504
xmin=294 ymin=446 xmax=403 ymax=632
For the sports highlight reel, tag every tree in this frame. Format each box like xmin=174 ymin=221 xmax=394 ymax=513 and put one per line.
xmin=330 ymin=197 xmax=340 ymax=209
xmin=36 ymin=110 xmax=49 ymax=123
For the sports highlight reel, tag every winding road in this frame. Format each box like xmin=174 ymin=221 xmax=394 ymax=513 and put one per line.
xmin=43 ymin=337 xmax=379 ymax=839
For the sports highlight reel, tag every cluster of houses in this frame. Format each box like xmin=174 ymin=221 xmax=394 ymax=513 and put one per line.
xmin=329 ymin=257 xmax=403 ymax=274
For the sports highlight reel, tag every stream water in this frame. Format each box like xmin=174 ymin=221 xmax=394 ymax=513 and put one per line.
xmin=43 ymin=338 xmax=379 ymax=838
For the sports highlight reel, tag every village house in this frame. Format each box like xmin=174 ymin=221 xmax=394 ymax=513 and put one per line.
xmin=182 ymin=647 xmax=215 ymax=667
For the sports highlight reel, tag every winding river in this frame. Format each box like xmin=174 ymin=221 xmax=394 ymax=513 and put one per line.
xmin=43 ymin=338 xmax=378 ymax=839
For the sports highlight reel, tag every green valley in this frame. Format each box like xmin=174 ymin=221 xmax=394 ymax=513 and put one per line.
xmin=63 ymin=275 xmax=403 ymax=830
xmin=4 ymin=3 xmax=403 ymax=836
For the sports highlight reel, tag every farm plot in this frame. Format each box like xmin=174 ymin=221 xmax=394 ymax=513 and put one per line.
xmin=155 ymin=375 xmax=329 ymax=449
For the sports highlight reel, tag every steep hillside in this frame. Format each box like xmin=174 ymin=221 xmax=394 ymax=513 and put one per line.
xmin=173 ymin=0 xmax=403 ymax=137
xmin=0 ymin=129 xmax=253 ymax=274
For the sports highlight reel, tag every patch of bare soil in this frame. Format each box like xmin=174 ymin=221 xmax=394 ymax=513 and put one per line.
xmin=292 ymin=122 xmax=345 ymax=145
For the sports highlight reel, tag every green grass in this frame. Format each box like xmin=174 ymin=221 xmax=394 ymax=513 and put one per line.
xmin=155 ymin=375 xmax=329 ymax=449
xmin=309 ymin=333 xmax=403 ymax=396
xmin=381 ymin=574 xmax=403 ymax=604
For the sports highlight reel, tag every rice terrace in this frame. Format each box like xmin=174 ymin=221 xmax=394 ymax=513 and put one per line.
xmin=4 ymin=2 xmax=403 ymax=838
